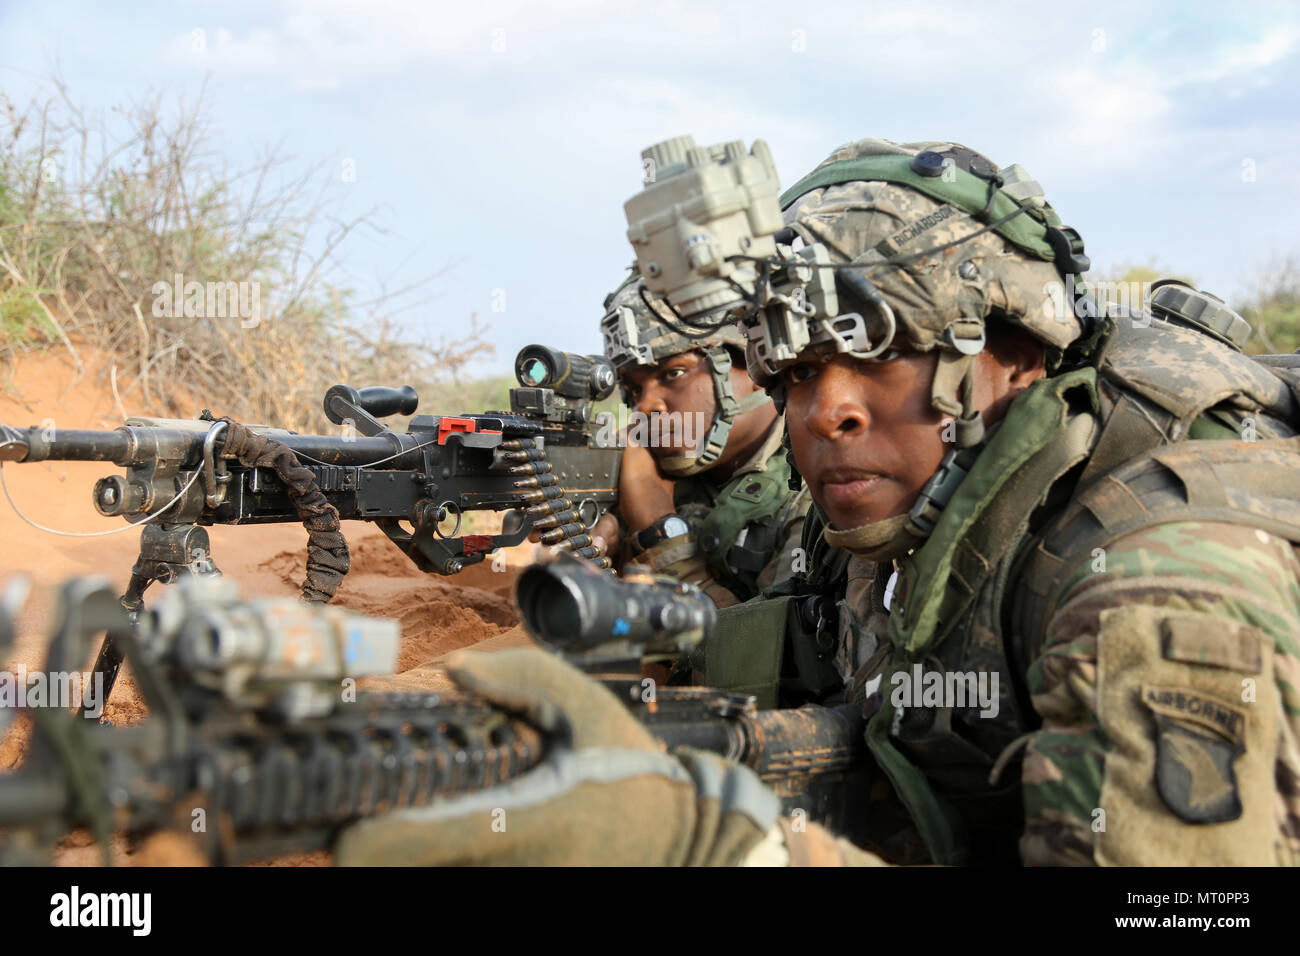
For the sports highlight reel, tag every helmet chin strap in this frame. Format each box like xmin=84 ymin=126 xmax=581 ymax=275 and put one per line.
xmin=930 ymin=321 xmax=987 ymax=449
xmin=658 ymin=345 xmax=770 ymax=478
xmin=823 ymin=512 xmax=926 ymax=563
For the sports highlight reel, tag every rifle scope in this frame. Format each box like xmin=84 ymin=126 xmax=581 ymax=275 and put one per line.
xmin=516 ymin=555 xmax=715 ymax=655
xmin=515 ymin=346 xmax=616 ymax=402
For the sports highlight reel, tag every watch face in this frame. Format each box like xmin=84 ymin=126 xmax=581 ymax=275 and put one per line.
xmin=662 ymin=516 xmax=689 ymax=538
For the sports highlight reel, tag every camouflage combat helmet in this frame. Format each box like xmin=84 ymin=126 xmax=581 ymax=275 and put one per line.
xmin=601 ymin=271 xmax=769 ymax=476
xmin=752 ymin=137 xmax=1091 ymax=449
xmin=758 ymin=138 xmax=1094 ymax=560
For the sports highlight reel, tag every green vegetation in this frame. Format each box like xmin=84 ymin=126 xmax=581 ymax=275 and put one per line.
xmin=1241 ymin=256 xmax=1300 ymax=355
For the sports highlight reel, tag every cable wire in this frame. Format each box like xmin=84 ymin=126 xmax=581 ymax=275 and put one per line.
xmin=0 ymin=462 xmax=203 ymax=537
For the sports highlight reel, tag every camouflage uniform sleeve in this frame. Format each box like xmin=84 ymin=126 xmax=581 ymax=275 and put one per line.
xmin=1020 ymin=520 xmax=1300 ymax=866
xmin=756 ymin=485 xmax=813 ymax=592
xmin=629 ymin=487 xmax=813 ymax=608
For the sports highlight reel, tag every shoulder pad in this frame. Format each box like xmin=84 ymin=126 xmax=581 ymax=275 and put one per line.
xmin=1097 ymin=313 xmax=1299 ymax=429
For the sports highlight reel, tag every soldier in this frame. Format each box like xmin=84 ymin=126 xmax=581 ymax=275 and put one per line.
xmin=590 ymin=273 xmax=810 ymax=607
xmin=338 ymin=138 xmax=1300 ymax=866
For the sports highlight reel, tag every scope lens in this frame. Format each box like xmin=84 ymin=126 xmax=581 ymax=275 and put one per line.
xmin=520 ymin=357 xmax=551 ymax=386
xmin=535 ymin=590 xmax=581 ymax=641
xmin=518 ymin=568 xmax=583 ymax=645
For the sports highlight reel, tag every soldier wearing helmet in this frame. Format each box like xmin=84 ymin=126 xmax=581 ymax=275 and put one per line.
xmin=704 ymin=136 xmax=1300 ymax=866
xmin=591 ymin=272 xmax=810 ymax=608
xmin=339 ymin=137 xmax=1300 ymax=868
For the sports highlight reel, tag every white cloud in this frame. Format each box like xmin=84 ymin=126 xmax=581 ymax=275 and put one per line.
xmin=163 ymin=0 xmax=612 ymax=81
xmin=1033 ymin=66 xmax=1175 ymax=163
xmin=1171 ymin=24 xmax=1300 ymax=85
xmin=8 ymin=0 xmax=1298 ymax=366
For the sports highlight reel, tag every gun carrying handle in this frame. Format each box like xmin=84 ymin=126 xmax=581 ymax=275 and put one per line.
xmin=323 ymin=384 xmax=418 ymax=435
xmin=356 ymin=385 xmax=418 ymax=418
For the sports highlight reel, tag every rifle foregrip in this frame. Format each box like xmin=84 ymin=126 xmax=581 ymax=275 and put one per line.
xmin=744 ymin=704 xmax=868 ymax=777
xmin=644 ymin=701 xmax=867 ymax=777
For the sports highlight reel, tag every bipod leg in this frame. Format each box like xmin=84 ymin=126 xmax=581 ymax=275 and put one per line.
xmin=80 ymin=523 xmax=216 ymax=719
xmin=79 ymin=559 xmax=165 ymax=719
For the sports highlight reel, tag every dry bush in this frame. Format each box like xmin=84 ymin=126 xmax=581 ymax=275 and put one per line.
xmin=0 ymin=79 xmax=491 ymax=431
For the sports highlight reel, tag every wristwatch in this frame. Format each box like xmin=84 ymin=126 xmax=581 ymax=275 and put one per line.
xmin=634 ymin=513 xmax=690 ymax=552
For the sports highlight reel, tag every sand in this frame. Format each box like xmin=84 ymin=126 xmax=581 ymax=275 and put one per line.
xmin=0 ymin=347 xmax=536 ymax=864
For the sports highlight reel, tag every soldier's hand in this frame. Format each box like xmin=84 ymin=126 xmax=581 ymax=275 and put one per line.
xmin=590 ymin=511 xmax=620 ymax=557
xmin=617 ymin=440 xmax=676 ymax=533
xmin=333 ymin=648 xmax=780 ymax=866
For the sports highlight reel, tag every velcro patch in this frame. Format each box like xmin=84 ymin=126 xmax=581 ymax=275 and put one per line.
xmin=1160 ymin=614 xmax=1264 ymax=674
xmin=730 ymin=477 xmax=770 ymax=504
xmin=1141 ymin=684 xmax=1246 ymax=824
xmin=1149 ymin=717 xmax=1244 ymax=824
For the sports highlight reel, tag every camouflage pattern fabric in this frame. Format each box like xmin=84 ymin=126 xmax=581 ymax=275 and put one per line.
xmin=749 ymin=136 xmax=1300 ymax=866
xmin=1021 ymin=518 xmax=1300 ymax=865
xmin=601 ymin=269 xmax=795 ymax=591
xmin=780 ymin=139 xmax=1081 ymax=356
xmin=785 ymin=403 xmax=1300 ymax=866
xmin=601 ymin=271 xmax=747 ymax=373
xmin=1015 ymin=427 xmax=1300 ymax=865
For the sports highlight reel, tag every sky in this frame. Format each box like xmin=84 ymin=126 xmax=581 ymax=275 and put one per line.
xmin=1 ymin=0 xmax=1297 ymax=375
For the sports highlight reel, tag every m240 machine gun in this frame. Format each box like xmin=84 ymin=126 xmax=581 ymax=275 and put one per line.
xmin=0 ymin=345 xmax=622 ymax=706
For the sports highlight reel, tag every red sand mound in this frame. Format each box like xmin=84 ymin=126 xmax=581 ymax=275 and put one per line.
xmin=259 ymin=534 xmax=528 ymax=668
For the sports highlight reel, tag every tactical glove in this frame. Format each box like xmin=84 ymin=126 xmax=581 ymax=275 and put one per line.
xmin=334 ymin=647 xmax=782 ymax=866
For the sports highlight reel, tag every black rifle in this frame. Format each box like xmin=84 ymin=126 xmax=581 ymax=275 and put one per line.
xmin=0 ymin=345 xmax=622 ymax=706
xmin=0 ymin=560 xmax=869 ymax=865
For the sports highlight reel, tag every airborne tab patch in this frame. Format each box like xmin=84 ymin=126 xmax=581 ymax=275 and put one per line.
xmin=1141 ymin=684 xmax=1246 ymax=824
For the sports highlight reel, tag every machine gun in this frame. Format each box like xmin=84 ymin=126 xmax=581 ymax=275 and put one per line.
xmin=0 ymin=558 xmax=869 ymax=865
xmin=0 ymin=345 xmax=622 ymax=706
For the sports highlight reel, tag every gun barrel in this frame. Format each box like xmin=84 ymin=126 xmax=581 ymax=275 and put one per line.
xmin=2 ymin=425 xmax=132 ymax=463
xmin=275 ymin=434 xmax=419 ymax=467
xmin=5 ymin=423 xmax=422 ymax=469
